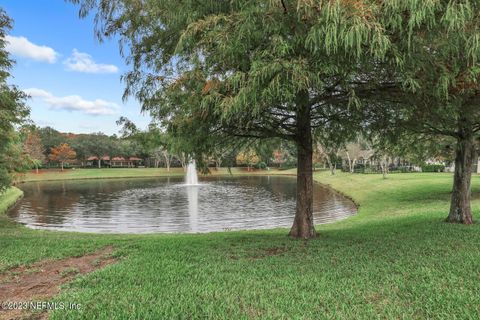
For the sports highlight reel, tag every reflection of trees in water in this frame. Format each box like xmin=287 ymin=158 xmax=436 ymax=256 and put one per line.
xmin=211 ymin=176 xmax=353 ymax=213
xmin=19 ymin=181 xmax=80 ymax=226
xmin=19 ymin=178 xmax=179 ymax=225
xmin=12 ymin=176 xmax=355 ymax=232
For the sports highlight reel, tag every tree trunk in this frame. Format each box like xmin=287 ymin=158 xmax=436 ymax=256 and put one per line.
xmin=346 ymin=151 xmax=352 ymax=173
xmin=163 ymin=153 xmax=171 ymax=171
xmin=61 ymin=162 xmax=64 ymax=171
xmin=289 ymin=91 xmax=316 ymax=239
xmin=328 ymin=158 xmax=336 ymax=175
xmin=381 ymin=156 xmax=388 ymax=179
xmin=447 ymin=134 xmax=475 ymax=224
xmin=98 ymin=159 xmax=101 ymax=169
xmin=35 ymin=164 xmax=39 ymax=174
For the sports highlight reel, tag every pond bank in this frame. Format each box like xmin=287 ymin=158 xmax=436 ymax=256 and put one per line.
xmin=21 ymin=167 xmax=289 ymax=183
xmin=0 ymin=187 xmax=23 ymax=215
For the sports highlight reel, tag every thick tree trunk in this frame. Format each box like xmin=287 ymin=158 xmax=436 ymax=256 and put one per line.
xmin=163 ymin=153 xmax=171 ymax=171
xmin=328 ymin=159 xmax=336 ymax=175
xmin=346 ymin=151 xmax=353 ymax=173
xmin=289 ymin=91 xmax=316 ymax=239
xmin=98 ymin=159 xmax=101 ymax=169
xmin=61 ymin=162 xmax=64 ymax=171
xmin=447 ymin=134 xmax=475 ymax=224
xmin=35 ymin=165 xmax=39 ymax=174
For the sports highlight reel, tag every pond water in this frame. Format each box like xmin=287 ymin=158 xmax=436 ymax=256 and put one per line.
xmin=9 ymin=176 xmax=356 ymax=233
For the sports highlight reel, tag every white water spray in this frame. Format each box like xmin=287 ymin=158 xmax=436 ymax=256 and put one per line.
xmin=185 ymin=160 xmax=199 ymax=185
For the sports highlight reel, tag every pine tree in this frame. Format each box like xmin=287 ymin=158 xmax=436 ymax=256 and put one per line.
xmin=72 ymin=0 xmax=391 ymax=238
xmin=367 ymin=0 xmax=480 ymax=224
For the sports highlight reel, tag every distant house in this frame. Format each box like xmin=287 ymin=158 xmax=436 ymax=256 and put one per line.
xmin=87 ymin=156 xmax=143 ymax=168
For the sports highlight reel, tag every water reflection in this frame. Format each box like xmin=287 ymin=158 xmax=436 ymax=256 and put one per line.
xmin=187 ymin=186 xmax=199 ymax=232
xmin=9 ymin=176 xmax=356 ymax=233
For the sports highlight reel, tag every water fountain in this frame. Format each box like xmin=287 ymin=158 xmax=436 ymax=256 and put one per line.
xmin=185 ymin=160 xmax=199 ymax=185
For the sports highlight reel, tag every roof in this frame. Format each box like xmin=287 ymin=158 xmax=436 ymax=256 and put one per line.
xmin=88 ymin=156 xmax=140 ymax=161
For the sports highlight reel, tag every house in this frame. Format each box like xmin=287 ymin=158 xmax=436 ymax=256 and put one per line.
xmin=87 ymin=156 xmax=143 ymax=168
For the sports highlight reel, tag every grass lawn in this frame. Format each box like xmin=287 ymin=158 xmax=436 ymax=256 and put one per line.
xmin=21 ymin=167 xmax=279 ymax=182
xmin=22 ymin=168 xmax=186 ymax=182
xmin=0 ymin=187 xmax=23 ymax=215
xmin=1 ymin=170 xmax=479 ymax=319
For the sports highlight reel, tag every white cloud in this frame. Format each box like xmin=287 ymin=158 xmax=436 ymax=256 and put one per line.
xmin=64 ymin=49 xmax=119 ymax=74
xmin=24 ymin=88 xmax=119 ymax=116
xmin=5 ymin=35 xmax=58 ymax=63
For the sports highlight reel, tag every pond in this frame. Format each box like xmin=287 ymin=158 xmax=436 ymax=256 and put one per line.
xmin=9 ymin=176 xmax=356 ymax=233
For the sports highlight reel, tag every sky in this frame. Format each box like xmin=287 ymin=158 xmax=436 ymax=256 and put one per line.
xmin=1 ymin=0 xmax=151 ymax=135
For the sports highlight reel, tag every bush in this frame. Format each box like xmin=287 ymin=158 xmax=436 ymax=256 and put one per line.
xmin=421 ymin=164 xmax=445 ymax=172
xmin=254 ymin=162 xmax=267 ymax=169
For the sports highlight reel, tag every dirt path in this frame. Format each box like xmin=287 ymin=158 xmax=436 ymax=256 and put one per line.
xmin=0 ymin=246 xmax=117 ymax=320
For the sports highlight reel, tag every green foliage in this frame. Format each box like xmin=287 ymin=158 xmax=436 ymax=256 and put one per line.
xmin=0 ymin=9 xmax=30 ymax=191
xmin=72 ymin=0 xmax=392 ymax=167
xmin=254 ymin=161 xmax=267 ymax=170
xmin=421 ymin=164 xmax=446 ymax=173
xmin=37 ymin=127 xmax=64 ymax=156
xmin=367 ymin=0 xmax=480 ymax=151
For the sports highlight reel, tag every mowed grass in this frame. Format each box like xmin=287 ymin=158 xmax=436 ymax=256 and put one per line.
xmin=1 ymin=171 xmax=479 ymax=319
xmin=0 ymin=187 xmax=23 ymax=215
xmin=22 ymin=168 xmax=186 ymax=182
xmin=22 ymin=167 xmax=278 ymax=182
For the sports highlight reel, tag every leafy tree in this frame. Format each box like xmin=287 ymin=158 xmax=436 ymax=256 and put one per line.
xmin=0 ymin=9 xmax=29 ymax=192
xmin=87 ymin=133 xmax=112 ymax=168
xmin=49 ymin=143 xmax=76 ymax=171
xmin=117 ymin=117 xmax=179 ymax=169
xmin=236 ymin=149 xmax=260 ymax=171
xmin=253 ymin=139 xmax=282 ymax=167
xmin=366 ymin=1 xmax=480 ymax=223
xmin=38 ymin=126 xmax=64 ymax=160
xmin=70 ymin=134 xmax=95 ymax=167
xmin=73 ymin=0 xmax=389 ymax=238
xmin=23 ymin=131 xmax=45 ymax=174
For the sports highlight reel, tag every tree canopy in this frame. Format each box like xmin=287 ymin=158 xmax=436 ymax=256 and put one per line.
xmin=72 ymin=0 xmax=480 ymax=236
xmin=0 ymin=9 xmax=29 ymax=192
xmin=72 ymin=0 xmax=395 ymax=238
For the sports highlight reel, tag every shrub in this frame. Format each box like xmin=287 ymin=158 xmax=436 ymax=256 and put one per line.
xmin=254 ymin=162 xmax=267 ymax=169
xmin=421 ymin=164 xmax=445 ymax=172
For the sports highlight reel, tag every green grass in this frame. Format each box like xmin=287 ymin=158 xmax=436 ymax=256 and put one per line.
xmin=0 ymin=186 xmax=23 ymax=215
xmin=22 ymin=167 xmax=278 ymax=182
xmin=23 ymin=168 xmax=186 ymax=182
xmin=1 ymin=170 xmax=480 ymax=319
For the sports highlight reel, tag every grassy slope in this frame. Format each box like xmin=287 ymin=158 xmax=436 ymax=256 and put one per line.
xmin=0 ymin=187 xmax=23 ymax=215
xmin=1 ymin=171 xmax=479 ymax=319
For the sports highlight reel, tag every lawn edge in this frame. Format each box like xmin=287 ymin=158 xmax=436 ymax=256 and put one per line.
xmin=0 ymin=187 xmax=24 ymax=216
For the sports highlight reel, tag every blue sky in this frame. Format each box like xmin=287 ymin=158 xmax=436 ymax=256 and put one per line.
xmin=2 ymin=0 xmax=151 ymax=135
